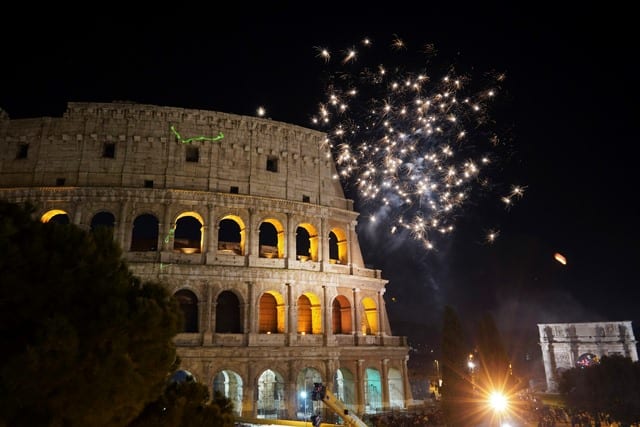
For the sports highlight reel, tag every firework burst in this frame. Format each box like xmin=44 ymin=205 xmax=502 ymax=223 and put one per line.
xmin=311 ymin=36 xmax=524 ymax=249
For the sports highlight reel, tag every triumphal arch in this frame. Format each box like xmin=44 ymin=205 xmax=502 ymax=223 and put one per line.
xmin=537 ymin=321 xmax=638 ymax=392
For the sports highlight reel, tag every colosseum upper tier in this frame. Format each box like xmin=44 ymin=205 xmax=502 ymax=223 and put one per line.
xmin=0 ymin=102 xmax=411 ymax=420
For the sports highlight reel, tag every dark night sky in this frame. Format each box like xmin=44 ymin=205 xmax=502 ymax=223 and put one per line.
xmin=1 ymin=6 xmax=638 ymax=356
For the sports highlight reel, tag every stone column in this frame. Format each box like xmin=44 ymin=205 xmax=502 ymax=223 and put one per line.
xmin=381 ymin=358 xmax=389 ymax=411
xmin=118 ymin=201 xmax=129 ymax=250
xmin=356 ymin=359 xmax=365 ymax=415
xmin=377 ymin=289 xmax=385 ymax=337
xmin=286 ymin=283 xmax=294 ymax=344
xmin=402 ymin=355 xmax=411 ymax=407
xmin=323 ymin=285 xmax=333 ymax=345
xmin=204 ymin=284 xmax=214 ymax=345
xmin=205 ymin=203 xmax=216 ymax=263
xmin=352 ymin=288 xmax=361 ymax=337
xmin=245 ymin=281 xmax=254 ymax=334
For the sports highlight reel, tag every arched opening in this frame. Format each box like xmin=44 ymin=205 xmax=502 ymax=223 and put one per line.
xmin=258 ymin=292 xmax=285 ymax=333
xmin=297 ymin=295 xmax=312 ymax=334
xmin=256 ymin=369 xmax=285 ymax=419
xmin=90 ymin=211 xmax=115 ymax=232
xmin=364 ymin=368 xmax=382 ymax=414
xmin=296 ymin=226 xmax=311 ymax=260
xmin=173 ymin=214 xmax=202 ymax=254
xmin=218 ymin=216 xmax=244 ymax=255
xmin=332 ymin=295 xmax=352 ymax=334
xmin=131 ymin=214 xmax=159 ymax=251
xmin=215 ymin=290 xmax=242 ymax=333
xmin=213 ymin=370 xmax=243 ymax=416
xmin=329 ymin=227 xmax=348 ymax=264
xmin=576 ymin=353 xmax=599 ymax=368
xmin=174 ymin=289 xmax=198 ymax=333
xmin=334 ymin=369 xmax=357 ymax=419
xmin=388 ymin=367 xmax=405 ymax=409
xmin=296 ymin=367 xmax=322 ymax=421
xmin=259 ymin=219 xmax=284 ymax=258
xmin=362 ymin=297 xmax=378 ymax=335
xmin=41 ymin=209 xmax=70 ymax=224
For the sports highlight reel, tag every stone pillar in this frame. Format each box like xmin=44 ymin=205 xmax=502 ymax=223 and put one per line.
xmin=356 ymin=359 xmax=365 ymax=415
xmin=377 ymin=289 xmax=385 ymax=337
xmin=348 ymin=220 xmax=356 ymax=274
xmin=287 ymin=283 xmax=294 ymax=343
xmin=245 ymin=281 xmax=254 ymax=334
xmin=118 ymin=201 xmax=129 ymax=250
xmin=381 ymin=358 xmax=390 ymax=411
xmin=402 ymin=355 xmax=411 ymax=407
xmin=206 ymin=204 xmax=216 ymax=257
xmin=287 ymin=360 xmax=297 ymax=420
xmin=352 ymin=288 xmax=361 ymax=337
xmin=323 ymin=285 xmax=333 ymax=345
xmin=321 ymin=217 xmax=328 ymax=270
xmin=161 ymin=202 xmax=173 ymax=250
xmin=204 ymin=284 xmax=214 ymax=345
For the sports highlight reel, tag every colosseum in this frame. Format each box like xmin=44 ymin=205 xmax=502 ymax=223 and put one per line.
xmin=0 ymin=101 xmax=412 ymax=421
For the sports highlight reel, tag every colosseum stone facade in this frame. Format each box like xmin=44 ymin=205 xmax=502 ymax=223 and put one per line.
xmin=0 ymin=102 xmax=412 ymax=420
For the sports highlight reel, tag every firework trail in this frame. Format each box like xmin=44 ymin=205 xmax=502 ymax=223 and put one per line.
xmin=310 ymin=36 xmax=524 ymax=249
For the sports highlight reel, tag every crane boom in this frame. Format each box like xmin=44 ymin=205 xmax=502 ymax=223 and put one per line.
xmin=310 ymin=383 xmax=368 ymax=427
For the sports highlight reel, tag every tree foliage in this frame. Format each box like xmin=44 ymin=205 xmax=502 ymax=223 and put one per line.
xmin=0 ymin=200 xmax=183 ymax=426
xmin=559 ymin=354 xmax=640 ymax=426
xmin=440 ymin=305 xmax=472 ymax=427
xmin=474 ymin=311 xmax=520 ymax=394
xmin=128 ymin=374 xmax=235 ymax=427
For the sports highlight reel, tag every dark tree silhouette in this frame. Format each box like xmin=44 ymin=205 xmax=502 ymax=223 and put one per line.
xmin=128 ymin=374 xmax=235 ymax=427
xmin=440 ymin=305 xmax=472 ymax=427
xmin=0 ymin=201 xmax=183 ymax=427
xmin=559 ymin=354 xmax=640 ymax=427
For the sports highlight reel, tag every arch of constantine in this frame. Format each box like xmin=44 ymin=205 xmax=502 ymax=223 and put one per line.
xmin=537 ymin=321 xmax=638 ymax=392
xmin=0 ymin=102 xmax=412 ymax=420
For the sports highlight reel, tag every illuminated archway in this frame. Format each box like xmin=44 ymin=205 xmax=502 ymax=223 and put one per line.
xmin=297 ymin=292 xmax=322 ymax=334
xmin=259 ymin=218 xmax=284 ymax=258
xmin=174 ymin=212 xmax=203 ymax=253
xmin=296 ymin=222 xmax=319 ymax=261
xmin=296 ymin=367 xmax=322 ymax=421
xmin=364 ymin=368 xmax=382 ymax=414
xmin=256 ymin=369 xmax=285 ymax=419
xmin=334 ymin=368 xmax=357 ymax=415
xmin=41 ymin=209 xmax=70 ymax=224
xmin=332 ymin=295 xmax=352 ymax=334
xmin=362 ymin=297 xmax=378 ymax=335
xmin=329 ymin=227 xmax=348 ymax=264
xmin=218 ymin=215 xmax=245 ymax=255
xmin=388 ymin=367 xmax=405 ymax=409
xmin=213 ymin=370 xmax=243 ymax=416
xmin=258 ymin=291 xmax=285 ymax=333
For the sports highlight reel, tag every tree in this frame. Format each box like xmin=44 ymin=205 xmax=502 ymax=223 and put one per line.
xmin=559 ymin=354 xmax=640 ymax=427
xmin=474 ymin=312 xmax=520 ymax=394
xmin=0 ymin=200 xmax=183 ymax=427
xmin=440 ymin=305 xmax=472 ymax=427
xmin=128 ymin=372 xmax=235 ymax=427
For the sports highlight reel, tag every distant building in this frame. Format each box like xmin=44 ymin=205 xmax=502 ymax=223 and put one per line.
xmin=0 ymin=102 xmax=412 ymax=419
xmin=537 ymin=321 xmax=638 ymax=392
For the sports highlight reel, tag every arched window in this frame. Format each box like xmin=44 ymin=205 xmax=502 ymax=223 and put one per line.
xmin=174 ymin=215 xmax=202 ymax=253
xmin=41 ymin=209 xmax=70 ymax=224
xmin=90 ymin=211 xmax=115 ymax=232
xmin=131 ymin=214 xmax=159 ymax=251
xmin=259 ymin=221 xmax=279 ymax=258
xmin=297 ymin=295 xmax=312 ymax=334
xmin=174 ymin=289 xmax=199 ymax=333
xmin=215 ymin=291 xmax=242 ymax=333
xmin=218 ymin=217 xmax=243 ymax=255
xmin=259 ymin=293 xmax=278 ymax=333
xmin=362 ymin=297 xmax=378 ymax=335
xmin=332 ymin=295 xmax=352 ymax=334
